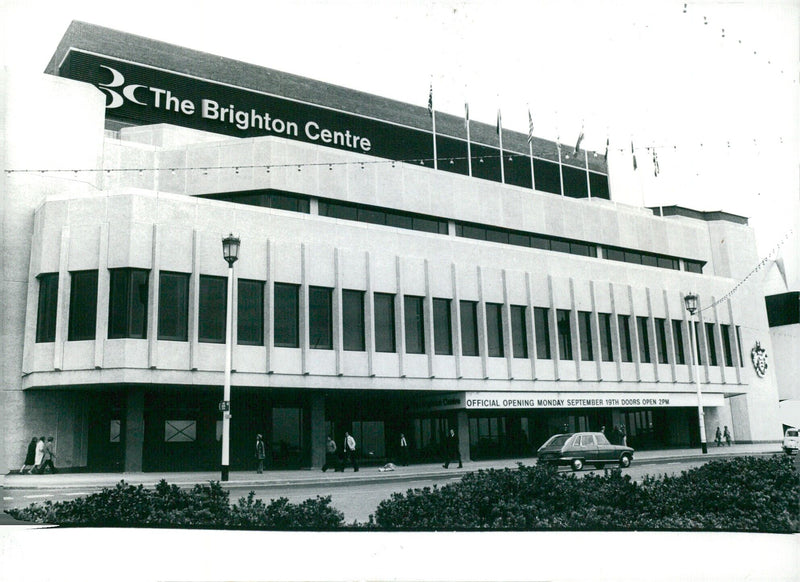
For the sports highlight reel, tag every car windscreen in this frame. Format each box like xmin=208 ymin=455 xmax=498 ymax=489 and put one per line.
xmin=787 ymin=430 xmax=799 ymax=437
xmin=546 ymin=435 xmax=570 ymax=447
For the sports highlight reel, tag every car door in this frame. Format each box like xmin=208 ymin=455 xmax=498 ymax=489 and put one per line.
xmin=581 ymin=434 xmax=599 ymax=462
xmin=595 ymin=433 xmax=617 ymax=462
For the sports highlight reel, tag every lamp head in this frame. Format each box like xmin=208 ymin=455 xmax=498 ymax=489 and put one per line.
xmin=222 ymin=234 xmax=240 ymax=266
xmin=684 ymin=292 xmax=698 ymax=315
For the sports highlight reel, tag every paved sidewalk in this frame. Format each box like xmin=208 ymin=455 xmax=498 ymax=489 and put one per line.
xmin=2 ymin=442 xmax=782 ymax=492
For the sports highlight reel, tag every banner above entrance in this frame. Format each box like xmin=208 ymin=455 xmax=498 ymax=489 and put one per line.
xmin=412 ymin=392 xmax=725 ymax=411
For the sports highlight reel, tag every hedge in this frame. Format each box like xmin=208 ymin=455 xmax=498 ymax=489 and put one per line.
xmin=6 ymin=480 xmax=344 ymax=530
xmin=370 ymin=455 xmax=800 ymax=531
xmin=6 ymin=455 xmax=798 ymax=532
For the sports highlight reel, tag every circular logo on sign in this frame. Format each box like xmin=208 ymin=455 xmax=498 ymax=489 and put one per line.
xmin=750 ymin=341 xmax=768 ymax=377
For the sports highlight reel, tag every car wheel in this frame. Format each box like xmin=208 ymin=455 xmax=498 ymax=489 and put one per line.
xmin=594 ymin=463 xmax=604 ymax=470
xmin=619 ymin=454 xmax=631 ymax=468
xmin=571 ymin=459 xmax=583 ymax=471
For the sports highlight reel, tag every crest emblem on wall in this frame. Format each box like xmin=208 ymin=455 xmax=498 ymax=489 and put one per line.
xmin=750 ymin=341 xmax=768 ymax=377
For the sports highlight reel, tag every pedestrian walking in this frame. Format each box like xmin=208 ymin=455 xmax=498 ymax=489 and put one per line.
xmin=619 ymin=425 xmax=627 ymax=447
xmin=31 ymin=436 xmax=45 ymax=474
xmin=610 ymin=425 xmax=621 ymax=445
xmin=19 ymin=437 xmax=38 ymax=474
xmin=321 ymin=436 xmax=337 ymax=472
xmin=40 ymin=437 xmax=57 ymax=474
xmin=715 ymin=426 xmax=722 ymax=447
xmin=443 ymin=428 xmax=462 ymax=469
xmin=398 ymin=433 xmax=409 ymax=466
xmin=340 ymin=431 xmax=358 ymax=472
xmin=255 ymin=434 xmax=266 ymax=474
xmin=723 ymin=426 xmax=732 ymax=446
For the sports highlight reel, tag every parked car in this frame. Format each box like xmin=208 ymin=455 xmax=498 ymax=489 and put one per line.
xmin=783 ymin=428 xmax=799 ymax=455
xmin=537 ymin=432 xmax=634 ymax=471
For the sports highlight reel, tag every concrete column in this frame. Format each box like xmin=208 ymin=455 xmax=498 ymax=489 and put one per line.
xmin=310 ymin=393 xmax=326 ymax=468
xmin=124 ymin=389 xmax=145 ymax=472
xmin=457 ymin=410 xmax=470 ymax=462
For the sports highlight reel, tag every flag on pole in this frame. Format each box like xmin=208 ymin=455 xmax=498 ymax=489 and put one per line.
xmin=428 ymin=83 xmax=437 ymax=169
xmin=652 ymin=149 xmax=660 ymax=177
xmin=496 ymin=109 xmax=502 ymax=134
xmin=631 ymin=140 xmax=638 ymax=171
xmin=527 ymin=109 xmax=534 ymax=145
xmin=464 ymin=102 xmax=469 ymax=128
xmin=604 ymin=137 xmax=609 ymax=162
xmin=574 ymin=125 xmax=585 ymax=154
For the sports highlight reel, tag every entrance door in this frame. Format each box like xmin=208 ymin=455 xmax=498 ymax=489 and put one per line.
xmin=271 ymin=407 xmax=304 ymax=468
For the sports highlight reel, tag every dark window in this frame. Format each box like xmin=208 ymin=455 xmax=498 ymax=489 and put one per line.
xmin=624 ymin=251 xmax=642 ymax=265
xmin=604 ymin=248 xmax=626 ymax=262
xmin=274 ymin=283 xmax=299 ymax=348
xmin=598 ymin=313 xmax=613 ymax=362
xmin=108 ymin=268 xmax=149 ymax=339
xmin=578 ymin=311 xmax=593 ymax=361
xmin=618 ymin=315 xmax=632 ymax=362
xmin=533 ymin=158 xmax=562 ymax=195
xmin=658 ymin=257 xmax=680 ymax=270
xmin=36 ymin=273 xmax=59 ymax=343
xmin=460 ymin=300 xmax=479 ymax=356
xmin=404 ymin=296 xmax=425 ymax=354
xmin=693 ymin=322 xmax=704 ymax=365
xmin=342 ymin=290 xmax=366 ymax=351
xmin=551 ymin=239 xmax=571 ymax=254
xmin=486 ymin=303 xmax=504 ymax=358
xmin=672 ymin=320 xmax=686 ymax=365
xmin=373 ymin=293 xmax=396 ymax=353
xmin=655 ymin=318 xmax=668 ymax=364
xmin=358 ymin=207 xmax=385 ymax=225
xmin=735 ymin=326 xmax=744 ymax=366
xmin=531 ymin=235 xmax=550 ymax=250
xmin=68 ymin=270 xmax=98 ymax=341
xmin=557 ymin=309 xmax=573 ymax=360
xmin=534 ymin=307 xmax=551 ymax=360
xmin=508 ymin=233 xmax=530 ymax=247
xmin=636 ymin=316 xmax=651 ymax=363
xmin=511 ymin=305 xmax=528 ymax=358
xmin=385 ymin=213 xmax=413 ymax=230
xmin=705 ymin=322 xmax=718 ymax=366
xmin=641 ymin=254 xmax=658 ymax=268
xmin=486 ymin=228 xmax=509 ymax=245
xmin=158 ymin=272 xmax=189 ymax=341
xmin=684 ymin=260 xmax=704 ymax=274
xmin=319 ymin=200 xmax=357 ymax=221
xmin=765 ymin=292 xmax=800 ymax=327
xmin=309 ymin=286 xmax=333 ymax=350
xmin=238 ymin=279 xmax=264 ymax=346
xmin=562 ymin=165 xmax=589 ymax=198
xmin=588 ymin=172 xmax=610 ymax=199
xmin=433 ymin=298 xmax=453 ymax=355
xmin=721 ymin=324 xmax=734 ymax=367
xmin=202 ymin=189 xmax=310 ymax=213
xmin=198 ymin=275 xmax=227 ymax=343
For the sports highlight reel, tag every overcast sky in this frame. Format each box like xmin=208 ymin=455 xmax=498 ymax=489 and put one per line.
xmin=2 ymin=0 xmax=798 ymax=276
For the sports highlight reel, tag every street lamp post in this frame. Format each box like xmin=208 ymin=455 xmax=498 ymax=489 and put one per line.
xmin=684 ymin=292 xmax=708 ymax=454
xmin=221 ymin=234 xmax=240 ymax=481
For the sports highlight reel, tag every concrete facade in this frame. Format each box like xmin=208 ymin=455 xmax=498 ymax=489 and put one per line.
xmin=0 ymin=24 xmax=785 ymax=473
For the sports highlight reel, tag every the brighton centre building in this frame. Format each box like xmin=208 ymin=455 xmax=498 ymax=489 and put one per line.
xmin=0 ymin=21 xmax=783 ymax=473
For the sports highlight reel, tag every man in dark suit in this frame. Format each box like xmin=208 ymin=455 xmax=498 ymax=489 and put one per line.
xmin=443 ymin=428 xmax=462 ymax=469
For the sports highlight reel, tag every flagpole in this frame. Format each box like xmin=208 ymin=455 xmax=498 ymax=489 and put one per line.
xmin=432 ymin=109 xmax=438 ymax=171
xmin=465 ymin=102 xmax=472 ymax=177
xmin=428 ymin=82 xmax=437 ymax=170
xmin=585 ymin=149 xmax=591 ymax=198
xmin=557 ymin=141 xmax=565 ymax=196
xmin=497 ymin=109 xmax=505 ymax=184
xmin=528 ymin=107 xmax=535 ymax=191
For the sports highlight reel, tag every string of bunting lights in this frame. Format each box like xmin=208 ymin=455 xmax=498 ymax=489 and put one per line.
xmin=681 ymin=2 xmax=797 ymax=86
xmin=701 ymin=228 xmax=795 ymax=313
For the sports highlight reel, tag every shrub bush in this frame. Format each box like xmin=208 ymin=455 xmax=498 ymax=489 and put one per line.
xmin=6 ymin=480 xmax=344 ymax=530
xmin=372 ymin=455 xmax=799 ymax=532
xmin=6 ymin=455 xmax=797 ymax=532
